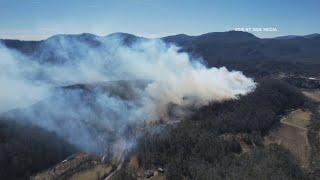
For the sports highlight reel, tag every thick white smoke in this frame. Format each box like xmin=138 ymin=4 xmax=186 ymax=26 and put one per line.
xmin=0 ymin=35 xmax=256 ymax=153
xmin=0 ymin=44 xmax=49 ymax=112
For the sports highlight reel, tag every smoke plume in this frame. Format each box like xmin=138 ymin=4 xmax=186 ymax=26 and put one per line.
xmin=0 ymin=34 xmax=256 ymax=153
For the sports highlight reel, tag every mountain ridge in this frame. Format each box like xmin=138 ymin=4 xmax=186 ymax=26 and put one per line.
xmin=1 ymin=31 xmax=320 ymax=77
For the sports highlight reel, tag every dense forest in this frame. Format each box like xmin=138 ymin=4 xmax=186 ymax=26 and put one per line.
xmin=0 ymin=119 xmax=76 ymax=179
xmin=0 ymin=78 xmax=311 ymax=180
xmin=0 ymin=78 xmax=314 ymax=180
xmin=133 ymin=79 xmax=309 ymax=179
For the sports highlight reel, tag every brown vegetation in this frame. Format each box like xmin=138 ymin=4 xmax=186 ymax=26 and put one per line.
xmin=265 ymin=109 xmax=311 ymax=168
xmin=303 ymin=90 xmax=320 ymax=102
xmin=32 ymin=153 xmax=115 ymax=180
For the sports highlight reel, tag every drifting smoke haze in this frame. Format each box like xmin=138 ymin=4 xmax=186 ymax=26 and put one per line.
xmin=0 ymin=34 xmax=256 ymax=154
xmin=0 ymin=45 xmax=49 ymax=112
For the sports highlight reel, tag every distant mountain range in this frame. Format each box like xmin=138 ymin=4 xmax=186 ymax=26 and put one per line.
xmin=274 ymin=33 xmax=320 ymax=39
xmin=162 ymin=31 xmax=320 ymax=64
xmin=1 ymin=31 xmax=320 ymax=77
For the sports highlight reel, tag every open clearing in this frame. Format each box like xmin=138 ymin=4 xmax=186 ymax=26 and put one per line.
xmin=303 ymin=90 xmax=320 ymax=102
xmin=265 ymin=109 xmax=312 ymax=168
xmin=69 ymin=164 xmax=113 ymax=180
xmin=281 ymin=109 xmax=311 ymax=130
xmin=32 ymin=153 xmax=115 ymax=180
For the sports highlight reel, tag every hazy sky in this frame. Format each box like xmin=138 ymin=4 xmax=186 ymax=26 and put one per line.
xmin=0 ymin=0 xmax=319 ymax=40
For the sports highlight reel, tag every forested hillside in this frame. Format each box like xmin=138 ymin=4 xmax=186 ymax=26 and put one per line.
xmin=132 ymin=79 xmax=310 ymax=179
